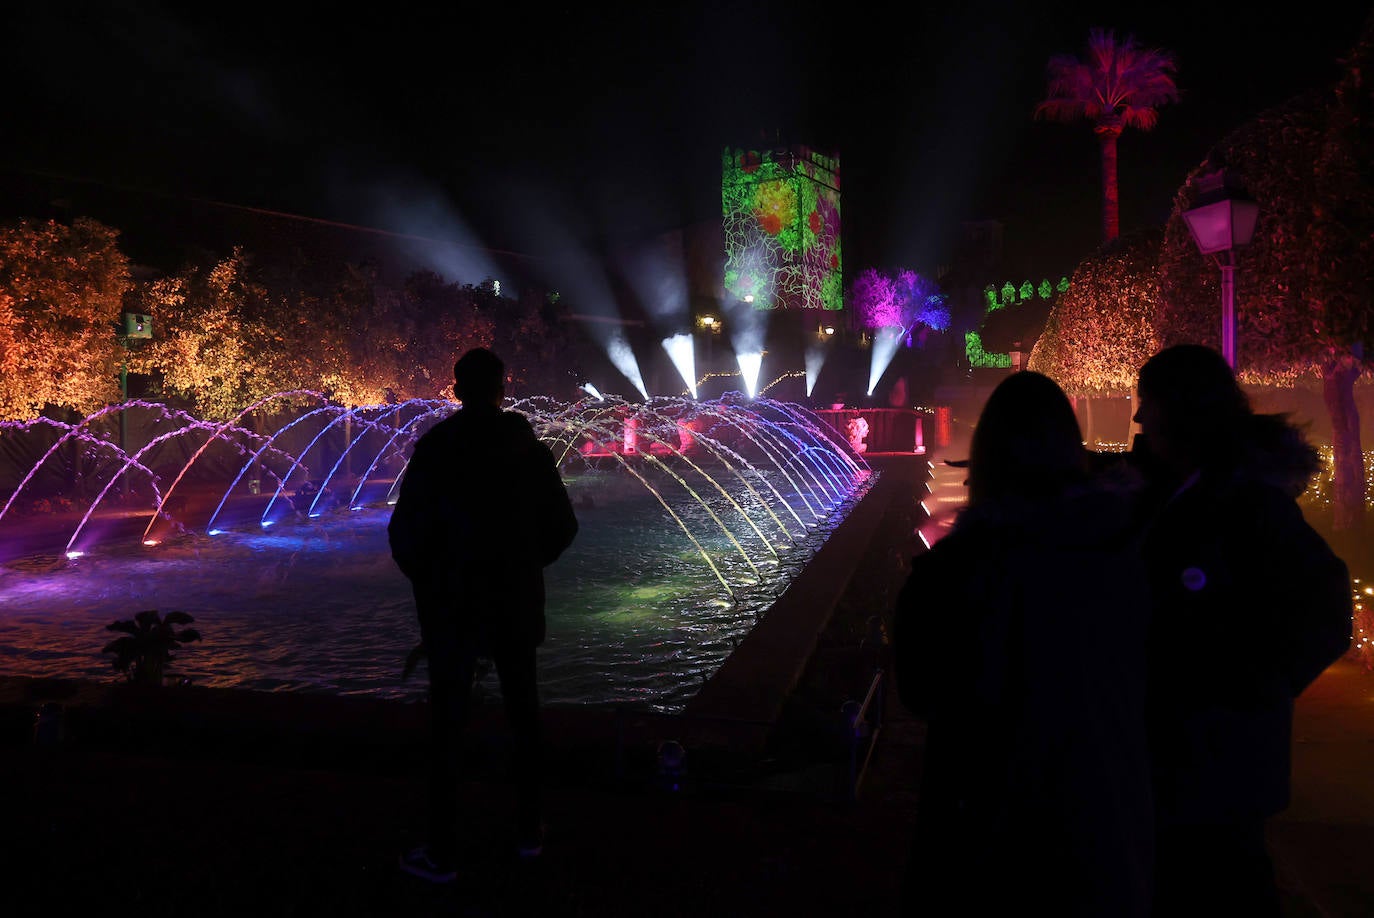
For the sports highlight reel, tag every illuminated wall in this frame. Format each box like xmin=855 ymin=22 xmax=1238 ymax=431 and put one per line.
xmin=721 ymin=146 xmax=842 ymax=311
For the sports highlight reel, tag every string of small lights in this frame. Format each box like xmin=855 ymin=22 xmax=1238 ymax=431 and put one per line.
xmin=683 ymin=370 xmax=806 ymax=399
xmin=1351 ymin=580 xmax=1373 ymax=671
xmin=1302 ymin=446 xmax=1374 ymax=509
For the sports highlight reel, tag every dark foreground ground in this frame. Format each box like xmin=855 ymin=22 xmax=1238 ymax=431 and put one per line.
xmin=0 ymin=455 xmax=1371 ymax=917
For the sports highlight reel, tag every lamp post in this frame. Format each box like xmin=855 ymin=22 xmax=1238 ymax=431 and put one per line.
xmin=117 ymin=311 xmax=153 ymax=493
xmin=697 ymin=313 xmax=720 ymax=382
xmin=1181 ymin=169 xmax=1259 ymax=369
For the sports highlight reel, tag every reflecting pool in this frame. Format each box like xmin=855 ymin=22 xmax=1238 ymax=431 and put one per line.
xmin=0 ymin=394 xmax=870 ymax=712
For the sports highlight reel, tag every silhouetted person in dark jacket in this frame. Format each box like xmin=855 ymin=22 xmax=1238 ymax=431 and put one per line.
xmin=894 ymin=371 xmax=1155 ymax=916
xmin=388 ymin=347 xmax=578 ymax=884
xmin=1132 ymin=344 xmax=1352 ymax=916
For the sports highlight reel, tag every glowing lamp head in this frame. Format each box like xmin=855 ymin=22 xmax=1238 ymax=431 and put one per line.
xmin=1182 ymin=169 xmax=1259 ymax=254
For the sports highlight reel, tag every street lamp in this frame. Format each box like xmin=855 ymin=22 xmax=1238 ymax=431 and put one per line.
xmin=695 ymin=313 xmax=721 ymax=382
xmin=117 ymin=311 xmax=153 ymax=496
xmin=1181 ymin=169 xmax=1259 ymax=369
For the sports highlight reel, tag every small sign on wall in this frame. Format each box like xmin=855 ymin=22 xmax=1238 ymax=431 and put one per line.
xmin=121 ymin=312 xmax=153 ymax=339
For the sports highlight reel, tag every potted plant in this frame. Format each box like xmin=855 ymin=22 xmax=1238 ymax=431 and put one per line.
xmin=101 ymin=609 xmax=201 ymax=686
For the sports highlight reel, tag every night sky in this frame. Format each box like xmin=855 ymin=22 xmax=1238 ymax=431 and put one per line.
xmin=2 ymin=2 xmax=1369 ymax=287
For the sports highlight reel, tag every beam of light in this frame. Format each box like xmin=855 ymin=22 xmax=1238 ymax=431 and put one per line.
xmin=804 ymin=344 xmax=825 ymax=397
xmin=736 ymin=351 xmax=763 ymax=399
xmin=607 ymin=332 xmax=649 ymax=400
xmin=615 ymin=238 xmax=690 ymax=328
xmin=724 ymin=293 xmax=768 ymax=358
xmin=661 ymin=333 xmax=698 ymax=398
xmin=723 ymin=291 xmax=770 ymax=399
xmin=580 ymin=382 xmax=605 ymax=401
xmin=492 ymin=188 xmax=648 ymax=401
xmin=352 ymin=171 xmax=505 ymax=286
xmin=867 ymin=327 xmax=904 ymax=396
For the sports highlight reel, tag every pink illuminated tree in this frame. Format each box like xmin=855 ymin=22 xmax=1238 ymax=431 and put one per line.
xmin=850 ymin=267 xmax=949 ymax=335
xmin=1035 ymin=28 xmax=1180 ymax=245
xmin=850 ymin=267 xmax=900 ymax=328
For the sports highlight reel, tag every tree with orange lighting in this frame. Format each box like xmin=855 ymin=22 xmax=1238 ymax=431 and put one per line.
xmin=379 ymin=271 xmax=497 ymax=402
xmin=0 ymin=217 xmax=130 ymax=421
xmin=309 ymin=260 xmax=405 ymax=407
xmin=1030 ymin=229 xmax=1163 ymax=395
xmin=1036 ymin=28 xmax=1180 ymax=245
xmin=1029 ymin=228 xmax=1164 ymax=444
xmin=129 ymin=248 xmax=300 ymax=421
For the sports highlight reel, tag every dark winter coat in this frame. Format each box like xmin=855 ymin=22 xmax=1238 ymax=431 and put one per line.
xmin=387 ymin=404 xmax=578 ymax=648
xmin=1139 ymin=425 xmax=1352 ymax=826
xmin=893 ymin=481 xmax=1154 ymax=917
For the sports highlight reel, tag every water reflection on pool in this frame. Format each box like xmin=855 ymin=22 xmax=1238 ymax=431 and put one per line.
xmin=0 ymin=471 xmax=869 ymax=712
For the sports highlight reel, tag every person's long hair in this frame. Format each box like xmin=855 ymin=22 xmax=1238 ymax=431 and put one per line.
xmin=967 ymin=371 xmax=1089 ymax=508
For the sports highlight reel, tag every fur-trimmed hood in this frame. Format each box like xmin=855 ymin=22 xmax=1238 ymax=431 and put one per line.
xmin=1229 ymin=413 xmax=1322 ymax=499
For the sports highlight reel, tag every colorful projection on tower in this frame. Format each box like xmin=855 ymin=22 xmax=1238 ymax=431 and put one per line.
xmin=722 ymin=147 xmax=842 ymax=311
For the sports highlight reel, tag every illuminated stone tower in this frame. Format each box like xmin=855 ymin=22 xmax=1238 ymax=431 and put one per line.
xmin=721 ymin=145 xmax=842 ymax=312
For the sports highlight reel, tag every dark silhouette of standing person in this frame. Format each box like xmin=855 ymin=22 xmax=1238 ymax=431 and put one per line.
xmin=1131 ymin=344 xmax=1352 ymax=916
xmin=893 ymin=370 xmax=1155 ymax=916
xmin=388 ymin=347 xmax=579 ymax=884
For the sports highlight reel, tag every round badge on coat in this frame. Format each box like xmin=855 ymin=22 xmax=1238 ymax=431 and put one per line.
xmin=1181 ymin=566 xmax=1207 ymax=591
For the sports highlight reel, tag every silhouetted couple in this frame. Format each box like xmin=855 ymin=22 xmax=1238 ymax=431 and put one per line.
xmin=894 ymin=345 xmax=1353 ymax=916
xmin=388 ymin=347 xmax=579 ymax=884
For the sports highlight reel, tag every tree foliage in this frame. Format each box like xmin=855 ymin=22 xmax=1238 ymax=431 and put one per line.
xmin=1155 ymin=97 xmax=1336 ymax=382
xmin=128 ymin=249 xmax=298 ymax=420
xmin=1029 ymin=228 xmax=1164 ymax=396
xmin=1153 ymin=13 xmax=1374 ymax=529
xmin=127 ymin=252 xmax=532 ymax=415
xmin=1035 ymin=28 xmax=1180 ymax=133
xmin=848 ymin=266 xmax=949 ymax=332
xmin=1035 ymin=28 xmax=1180 ymax=244
xmin=0 ymin=218 xmax=130 ymax=420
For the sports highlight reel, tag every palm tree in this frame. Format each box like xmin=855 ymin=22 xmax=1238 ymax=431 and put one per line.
xmin=1035 ymin=28 xmax=1180 ymax=245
